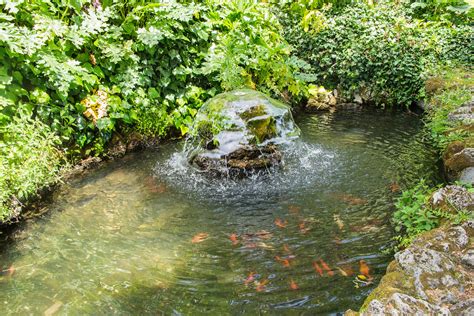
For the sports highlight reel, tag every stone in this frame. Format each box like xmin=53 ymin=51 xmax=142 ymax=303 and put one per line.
xmin=447 ymin=101 xmax=474 ymax=124
xmin=431 ymin=185 xmax=474 ymax=212
xmin=461 ymin=249 xmax=474 ymax=268
xmin=305 ymin=86 xmax=337 ymax=111
xmin=185 ymin=89 xmax=300 ymax=177
xmin=459 ymin=167 xmax=474 ymax=185
xmin=444 ymin=148 xmax=474 ymax=176
xmin=349 ymin=223 xmax=474 ymax=316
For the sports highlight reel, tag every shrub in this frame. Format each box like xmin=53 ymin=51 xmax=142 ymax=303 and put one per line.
xmin=0 ymin=114 xmax=64 ymax=221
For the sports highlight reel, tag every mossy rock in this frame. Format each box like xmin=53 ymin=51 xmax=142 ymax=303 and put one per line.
xmin=185 ymin=89 xmax=299 ymax=176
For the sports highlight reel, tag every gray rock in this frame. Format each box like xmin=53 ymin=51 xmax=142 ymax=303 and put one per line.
xmin=451 ymin=298 xmax=474 ymax=315
xmin=431 ymin=185 xmax=474 ymax=212
xmin=461 ymin=249 xmax=474 ymax=268
xmin=459 ymin=167 xmax=474 ymax=185
xmin=447 ymin=101 xmax=474 ymax=123
xmin=364 ymin=293 xmax=451 ymax=315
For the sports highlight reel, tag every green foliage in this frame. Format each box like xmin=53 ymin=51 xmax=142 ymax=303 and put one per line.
xmin=276 ymin=2 xmax=473 ymax=106
xmin=393 ymin=180 xmax=472 ymax=248
xmin=400 ymin=0 xmax=473 ymax=24
xmin=424 ymin=67 xmax=473 ymax=151
xmin=201 ymin=0 xmax=310 ymax=98
xmin=0 ymin=114 xmax=64 ymax=221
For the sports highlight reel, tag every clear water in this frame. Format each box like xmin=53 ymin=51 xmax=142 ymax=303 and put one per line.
xmin=0 ymin=109 xmax=440 ymax=315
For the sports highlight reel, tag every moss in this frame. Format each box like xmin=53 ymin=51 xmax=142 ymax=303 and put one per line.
xmin=246 ymin=116 xmax=277 ymax=144
xmin=360 ymin=264 xmax=415 ymax=312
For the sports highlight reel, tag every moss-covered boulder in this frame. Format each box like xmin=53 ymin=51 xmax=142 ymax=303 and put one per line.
xmin=185 ymin=89 xmax=300 ymax=176
xmin=346 ymin=221 xmax=474 ymax=315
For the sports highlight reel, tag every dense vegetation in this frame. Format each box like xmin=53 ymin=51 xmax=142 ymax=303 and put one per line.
xmin=0 ymin=0 xmax=472 ymax=222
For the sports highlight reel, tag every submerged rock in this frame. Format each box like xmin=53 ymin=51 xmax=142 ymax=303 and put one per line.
xmin=185 ymin=89 xmax=300 ymax=176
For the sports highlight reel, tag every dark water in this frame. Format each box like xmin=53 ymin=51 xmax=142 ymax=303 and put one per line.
xmin=0 ymin=109 xmax=440 ymax=315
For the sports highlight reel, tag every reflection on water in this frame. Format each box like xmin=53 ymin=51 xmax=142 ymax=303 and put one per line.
xmin=0 ymin=109 xmax=440 ymax=315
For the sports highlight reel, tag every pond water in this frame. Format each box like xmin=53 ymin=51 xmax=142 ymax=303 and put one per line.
xmin=0 ymin=109 xmax=440 ymax=315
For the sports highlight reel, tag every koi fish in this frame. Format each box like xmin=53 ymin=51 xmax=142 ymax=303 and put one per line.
xmin=336 ymin=267 xmax=348 ymax=277
xmin=230 ymin=233 xmax=239 ymax=245
xmin=2 ymin=265 xmax=15 ymax=277
xmin=333 ymin=214 xmax=344 ymax=230
xmin=244 ymin=272 xmax=256 ymax=286
xmin=255 ymin=230 xmax=273 ymax=240
xmin=298 ymin=221 xmax=310 ymax=234
xmin=256 ymin=242 xmax=274 ymax=250
xmin=340 ymin=265 xmax=354 ymax=276
xmin=256 ymin=278 xmax=269 ymax=292
xmin=275 ymin=218 xmax=287 ymax=228
xmin=191 ymin=232 xmax=209 ymax=243
xmin=290 ymin=279 xmax=299 ymax=290
xmin=283 ymin=244 xmax=291 ymax=253
xmin=334 ymin=193 xmax=367 ymax=206
xmin=390 ymin=182 xmax=401 ymax=192
xmin=312 ymin=261 xmax=323 ymax=276
xmin=275 ymin=256 xmax=290 ymax=267
xmin=359 ymin=260 xmax=371 ymax=279
xmin=320 ymin=259 xmax=334 ymax=276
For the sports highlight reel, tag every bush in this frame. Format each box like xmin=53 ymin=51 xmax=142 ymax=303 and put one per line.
xmin=1 ymin=0 xmax=308 ymax=157
xmin=0 ymin=115 xmax=64 ymax=221
xmin=277 ymin=2 xmax=473 ymax=106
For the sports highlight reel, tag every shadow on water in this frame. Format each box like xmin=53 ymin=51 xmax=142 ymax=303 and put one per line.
xmin=0 ymin=109 xmax=441 ymax=315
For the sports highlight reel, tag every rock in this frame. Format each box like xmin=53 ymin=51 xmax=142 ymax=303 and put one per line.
xmin=459 ymin=167 xmax=474 ymax=185
xmin=444 ymin=148 xmax=474 ymax=177
xmin=349 ymin=223 xmax=473 ymax=316
xmin=185 ymin=89 xmax=299 ymax=177
xmin=431 ymin=185 xmax=474 ymax=212
xmin=305 ymin=86 xmax=337 ymax=111
xmin=461 ymin=249 xmax=474 ymax=268
xmin=447 ymin=101 xmax=474 ymax=124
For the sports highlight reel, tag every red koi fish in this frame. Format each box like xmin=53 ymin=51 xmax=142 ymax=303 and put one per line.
xmin=191 ymin=232 xmax=209 ymax=243
xmin=290 ymin=279 xmax=299 ymax=290
xmin=244 ymin=271 xmax=256 ymax=286
xmin=275 ymin=256 xmax=290 ymax=268
xmin=312 ymin=261 xmax=323 ymax=276
xmin=320 ymin=259 xmax=334 ymax=276
xmin=256 ymin=278 xmax=269 ymax=292
xmin=275 ymin=218 xmax=287 ymax=228
xmin=229 ymin=233 xmax=239 ymax=245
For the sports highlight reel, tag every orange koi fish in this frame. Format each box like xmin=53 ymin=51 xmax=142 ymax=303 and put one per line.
xmin=290 ymin=279 xmax=299 ymax=290
xmin=283 ymin=244 xmax=291 ymax=253
xmin=244 ymin=272 xmax=256 ymax=286
xmin=275 ymin=256 xmax=290 ymax=268
xmin=191 ymin=232 xmax=209 ymax=243
xmin=230 ymin=233 xmax=239 ymax=245
xmin=320 ymin=259 xmax=334 ymax=276
xmin=255 ymin=230 xmax=273 ymax=240
xmin=275 ymin=218 xmax=287 ymax=228
xmin=359 ymin=260 xmax=371 ymax=278
xmin=298 ymin=221 xmax=310 ymax=234
xmin=256 ymin=278 xmax=269 ymax=292
xmin=390 ymin=182 xmax=401 ymax=193
xmin=312 ymin=261 xmax=323 ymax=276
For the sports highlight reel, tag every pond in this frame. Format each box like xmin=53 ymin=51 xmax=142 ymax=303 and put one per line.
xmin=0 ymin=109 xmax=440 ymax=315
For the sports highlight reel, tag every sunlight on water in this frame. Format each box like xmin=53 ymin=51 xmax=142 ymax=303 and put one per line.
xmin=0 ymin=109 xmax=440 ymax=315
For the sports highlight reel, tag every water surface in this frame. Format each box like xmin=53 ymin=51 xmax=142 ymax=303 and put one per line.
xmin=0 ymin=109 xmax=440 ymax=315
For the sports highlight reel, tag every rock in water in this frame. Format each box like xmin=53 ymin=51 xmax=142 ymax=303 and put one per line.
xmin=185 ymin=89 xmax=300 ymax=177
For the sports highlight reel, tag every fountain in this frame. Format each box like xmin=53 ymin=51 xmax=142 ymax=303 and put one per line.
xmin=185 ymin=89 xmax=300 ymax=177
